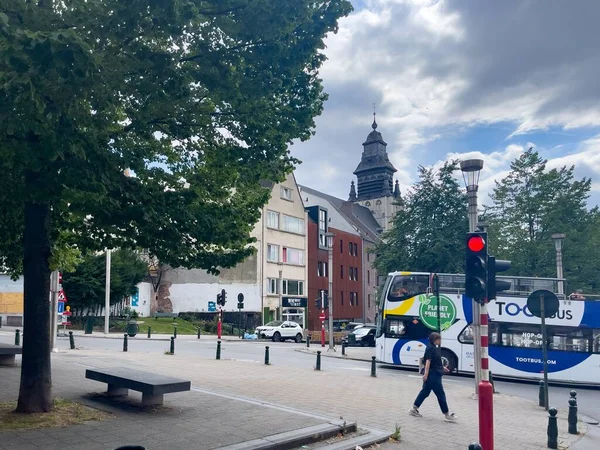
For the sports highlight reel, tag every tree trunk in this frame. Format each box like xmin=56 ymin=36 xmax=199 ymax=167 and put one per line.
xmin=16 ymin=197 xmax=53 ymax=413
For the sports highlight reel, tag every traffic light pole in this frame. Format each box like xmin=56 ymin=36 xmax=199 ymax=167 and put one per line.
xmin=327 ymin=241 xmax=334 ymax=351
xmin=478 ymin=299 xmax=494 ymax=450
xmin=320 ymin=291 xmax=326 ymax=347
xmin=217 ymin=307 xmax=222 ymax=340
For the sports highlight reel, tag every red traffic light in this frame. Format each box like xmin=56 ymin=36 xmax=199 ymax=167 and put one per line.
xmin=467 ymin=235 xmax=486 ymax=252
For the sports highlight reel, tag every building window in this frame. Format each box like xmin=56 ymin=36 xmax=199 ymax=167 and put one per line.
xmin=267 ymin=278 xmax=279 ymax=294
xmin=353 ymin=243 xmax=358 ymax=256
xmin=354 ymin=268 xmax=359 ymax=282
xmin=340 ymin=265 xmax=344 ymax=279
xmin=318 ymin=262 xmax=328 ymax=277
xmin=348 ymin=242 xmax=352 ymax=255
xmin=340 ymin=239 xmax=343 ymax=253
xmin=267 ymin=210 xmax=279 ymax=229
xmin=319 ymin=209 xmax=327 ymax=231
xmin=368 ymin=294 xmax=371 ymax=309
xmin=341 ymin=291 xmax=344 ymax=306
xmin=350 ymin=292 xmax=358 ymax=306
xmin=367 ymin=252 xmax=370 ymax=262
xmin=283 ymin=247 xmax=304 ymax=265
xmin=283 ymin=280 xmax=304 ymax=296
xmin=280 ymin=186 xmax=293 ymax=201
xmin=319 ymin=233 xmax=326 ymax=247
xmin=282 ymin=214 xmax=305 ymax=234
xmin=266 ymin=244 xmax=279 ymax=262
xmin=367 ymin=270 xmax=370 ymax=285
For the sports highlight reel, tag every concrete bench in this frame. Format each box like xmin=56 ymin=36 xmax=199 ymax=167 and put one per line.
xmin=153 ymin=313 xmax=178 ymax=319
xmin=85 ymin=367 xmax=191 ymax=406
xmin=0 ymin=343 xmax=22 ymax=366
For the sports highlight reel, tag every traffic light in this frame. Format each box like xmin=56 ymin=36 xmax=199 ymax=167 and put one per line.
xmin=237 ymin=293 xmax=244 ymax=310
xmin=216 ymin=293 xmax=222 ymax=306
xmin=58 ymin=272 xmax=63 ymax=288
xmin=465 ymin=232 xmax=488 ymax=302
xmin=487 ymin=256 xmax=511 ymax=300
xmin=221 ymin=289 xmax=226 ymax=306
xmin=316 ymin=291 xmax=329 ymax=309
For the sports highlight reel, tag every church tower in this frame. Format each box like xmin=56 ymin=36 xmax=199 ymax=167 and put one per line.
xmin=349 ymin=114 xmax=401 ymax=232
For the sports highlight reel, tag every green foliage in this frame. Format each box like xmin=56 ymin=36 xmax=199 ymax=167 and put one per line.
xmin=0 ymin=0 xmax=353 ymax=276
xmin=62 ymin=250 xmax=147 ymax=311
xmin=483 ymin=148 xmax=599 ymax=293
xmin=375 ymin=161 xmax=468 ymax=274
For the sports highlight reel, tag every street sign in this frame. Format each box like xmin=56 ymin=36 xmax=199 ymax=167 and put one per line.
xmin=283 ymin=297 xmax=307 ymax=308
xmin=57 ymin=301 xmax=65 ymax=313
xmin=238 ymin=293 xmax=244 ymax=302
xmin=319 ymin=313 xmax=326 ymax=321
xmin=58 ymin=290 xmax=67 ymax=302
xmin=527 ymin=290 xmax=559 ymax=318
xmin=208 ymin=301 xmax=217 ymax=312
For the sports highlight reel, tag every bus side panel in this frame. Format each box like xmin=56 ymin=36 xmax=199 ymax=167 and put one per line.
xmin=459 ymin=343 xmax=475 ymax=373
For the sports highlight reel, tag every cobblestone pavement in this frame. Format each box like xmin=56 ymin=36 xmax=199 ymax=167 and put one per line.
xmin=2 ymin=348 xmax=584 ymax=450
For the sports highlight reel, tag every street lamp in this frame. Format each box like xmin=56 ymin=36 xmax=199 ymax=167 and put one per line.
xmin=277 ymin=262 xmax=284 ymax=322
xmin=325 ymin=232 xmax=335 ymax=351
xmin=552 ymin=233 xmax=566 ymax=296
xmin=460 ymin=158 xmax=484 ymax=395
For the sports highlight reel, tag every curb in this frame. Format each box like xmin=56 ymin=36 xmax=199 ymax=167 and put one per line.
xmin=213 ymin=422 xmax=357 ymax=450
xmin=295 ymin=348 xmax=376 ymax=364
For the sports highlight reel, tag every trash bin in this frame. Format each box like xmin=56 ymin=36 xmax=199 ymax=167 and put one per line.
xmin=127 ymin=320 xmax=138 ymax=337
xmin=84 ymin=317 xmax=94 ymax=334
xmin=348 ymin=333 xmax=356 ymax=346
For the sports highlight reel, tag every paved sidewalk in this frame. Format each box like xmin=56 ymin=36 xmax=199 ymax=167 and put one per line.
xmin=297 ymin=345 xmax=375 ymax=362
xmin=0 ymin=347 xmax=589 ymax=449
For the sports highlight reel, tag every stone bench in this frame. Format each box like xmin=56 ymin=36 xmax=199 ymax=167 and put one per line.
xmin=0 ymin=343 xmax=22 ymax=366
xmin=85 ymin=367 xmax=191 ymax=406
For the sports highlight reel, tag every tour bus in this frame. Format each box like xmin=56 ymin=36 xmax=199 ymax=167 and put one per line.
xmin=376 ymin=271 xmax=600 ymax=384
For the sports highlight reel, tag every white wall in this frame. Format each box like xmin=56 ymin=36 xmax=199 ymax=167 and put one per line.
xmin=131 ymin=282 xmax=152 ymax=317
xmin=169 ymin=282 xmax=261 ymax=313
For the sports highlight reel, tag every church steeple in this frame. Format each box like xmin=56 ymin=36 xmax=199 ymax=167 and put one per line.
xmin=394 ymin=180 xmax=401 ymax=198
xmin=348 ymin=180 xmax=357 ymax=201
xmin=352 ymin=114 xmax=397 ymax=201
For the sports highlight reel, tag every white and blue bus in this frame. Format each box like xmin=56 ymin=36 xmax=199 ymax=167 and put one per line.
xmin=376 ymin=271 xmax=600 ymax=384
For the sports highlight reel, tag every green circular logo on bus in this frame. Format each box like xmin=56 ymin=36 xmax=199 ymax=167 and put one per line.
xmin=418 ymin=294 xmax=457 ymax=331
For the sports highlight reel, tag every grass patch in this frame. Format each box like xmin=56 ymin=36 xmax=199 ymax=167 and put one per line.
xmin=0 ymin=398 xmax=110 ymax=431
xmin=128 ymin=317 xmax=198 ymax=335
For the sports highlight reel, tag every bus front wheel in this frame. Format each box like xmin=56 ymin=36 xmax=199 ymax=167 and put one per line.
xmin=441 ymin=349 xmax=458 ymax=373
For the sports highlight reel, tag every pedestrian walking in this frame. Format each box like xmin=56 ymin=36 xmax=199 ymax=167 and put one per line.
xmin=408 ymin=332 xmax=457 ymax=422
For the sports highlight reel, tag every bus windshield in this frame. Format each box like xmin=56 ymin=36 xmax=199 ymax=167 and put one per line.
xmin=388 ymin=274 xmax=430 ymax=302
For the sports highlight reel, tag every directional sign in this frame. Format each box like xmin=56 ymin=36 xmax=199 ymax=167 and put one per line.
xmin=527 ymin=290 xmax=559 ymax=318
xmin=208 ymin=301 xmax=217 ymax=312
xmin=57 ymin=301 xmax=65 ymax=313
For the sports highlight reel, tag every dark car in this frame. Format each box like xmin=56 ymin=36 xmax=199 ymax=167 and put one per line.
xmin=343 ymin=326 xmax=376 ymax=347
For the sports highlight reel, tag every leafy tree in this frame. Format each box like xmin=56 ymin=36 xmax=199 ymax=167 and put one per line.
xmin=375 ymin=161 xmax=468 ymax=275
xmin=483 ymin=148 xmax=598 ymax=293
xmin=63 ymin=250 xmax=147 ymax=313
xmin=0 ymin=0 xmax=352 ymax=412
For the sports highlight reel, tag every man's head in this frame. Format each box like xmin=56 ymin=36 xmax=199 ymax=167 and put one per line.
xmin=429 ymin=332 xmax=441 ymax=345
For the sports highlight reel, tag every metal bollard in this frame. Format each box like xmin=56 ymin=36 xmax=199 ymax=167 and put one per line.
xmin=169 ymin=336 xmax=175 ymax=354
xmin=568 ymin=390 xmax=578 ymax=435
xmin=371 ymin=356 xmax=377 ymax=377
xmin=216 ymin=340 xmax=221 ymax=360
xmin=197 ymin=327 xmax=201 ymax=339
xmin=315 ymin=351 xmax=321 ymax=371
xmin=342 ymin=341 xmax=346 ymax=356
xmin=265 ymin=346 xmax=270 ymax=365
xmin=123 ymin=334 xmax=128 ymax=352
xmin=538 ymin=380 xmax=546 ymax=407
xmin=15 ymin=329 xmax=20 ymax=346
xmin=147 ymin=326 xmax=151 ymax=338
xmin=468 ymin=443 xmax=482 ymax=450
xmin=173 ymin=325 xmax=177 ymax=339
xmin=547 ymin=407 xmax=558 ymax=449
xmin=306 ymin=334 xmax=311 ymax=348
xmin=68 ymin=331 xmax=75 ymax=350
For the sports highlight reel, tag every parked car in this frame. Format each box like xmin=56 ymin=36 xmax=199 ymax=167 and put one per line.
xmin=342 ymin=326 xmax=376 ymax=347
xmin=255 ymin=321 xmax=304 ymax=343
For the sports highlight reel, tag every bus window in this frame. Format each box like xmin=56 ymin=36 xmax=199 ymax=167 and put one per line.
xmin=385 ymin=316 xmax=431 ymax=340
xmin=388 ymin=275 xmax=430 ymax=302
xmin=458 ymin=325 xmax=474 ymax=344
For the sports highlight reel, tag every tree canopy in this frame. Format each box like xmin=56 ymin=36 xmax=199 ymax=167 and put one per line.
xmin=62 ymin=250 xmax=147 ymax=312
xmin=375 ymin=161 xmax=468 ymax=275
xmin=483 ymin=148 xmax=599 ymax=293
xmin=0 ymin=0 xmax=352 ymax=412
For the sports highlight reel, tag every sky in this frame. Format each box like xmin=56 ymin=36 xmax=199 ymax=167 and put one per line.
xmin=291 ymin=0 xmax=600 ymax=208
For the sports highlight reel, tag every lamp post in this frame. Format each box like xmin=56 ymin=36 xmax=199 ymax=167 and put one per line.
xmin=326 ymin=232 xmax=335 ymax=351
xmin=278 ymin=262 xmax=283 ymax=321
xmin=460 ymin=159 xmax=484 ymax=395
xmin=551 ymin=233 xmax=566 ymax=296
xmin=104 ymin=249 xmax=112 ymax=334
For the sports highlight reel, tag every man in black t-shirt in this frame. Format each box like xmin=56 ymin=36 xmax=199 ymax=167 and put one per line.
xmin=409 ymin=332 xmax=457 ymax=422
